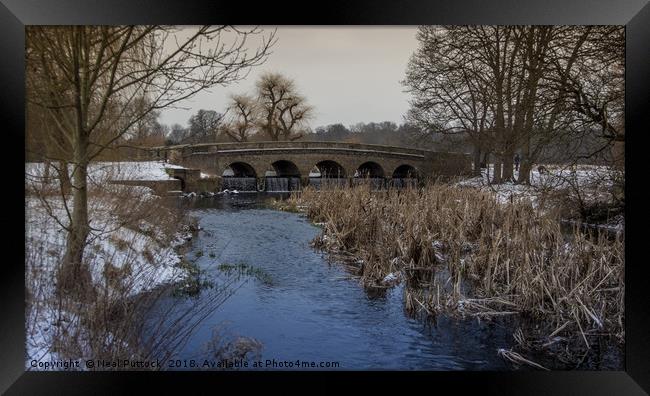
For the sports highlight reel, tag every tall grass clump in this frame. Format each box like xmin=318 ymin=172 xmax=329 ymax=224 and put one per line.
xmin=289 ymin=182 xmax=624 ymax=365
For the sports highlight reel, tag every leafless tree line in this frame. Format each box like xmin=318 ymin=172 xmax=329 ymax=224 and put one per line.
xmin=403 ymin=26 xmax=624 ymax=184
xmin=169 ymin=72 xmax=314 ymax=144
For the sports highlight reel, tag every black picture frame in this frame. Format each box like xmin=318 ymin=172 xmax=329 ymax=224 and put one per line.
xmin=2 ymin=0 xmax=648 ymax=393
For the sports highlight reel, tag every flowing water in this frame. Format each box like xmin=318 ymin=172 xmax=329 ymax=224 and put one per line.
xmin=147 ymin=194 xmax=526 ymax=370
xmin=221 ymin=177 xmax=257 ymax=192
xmin=265 ymin=177 xmax=301 ymax=192
xmin=148 ymin=194 xmax=624 ymax=370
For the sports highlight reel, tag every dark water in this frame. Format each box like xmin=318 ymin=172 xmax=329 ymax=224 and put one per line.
xmin=149 ymin=194 xmax=520 ymax=370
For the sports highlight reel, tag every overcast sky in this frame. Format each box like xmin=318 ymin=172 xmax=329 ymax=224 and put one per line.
xmin=159 ymin=26 xmax=419 ymax=129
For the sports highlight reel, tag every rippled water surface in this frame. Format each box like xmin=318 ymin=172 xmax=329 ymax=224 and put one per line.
xmin=151 ymin=195 xmax=519 ymax=370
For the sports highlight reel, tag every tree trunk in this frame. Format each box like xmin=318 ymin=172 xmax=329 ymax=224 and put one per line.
xmin=472 ymin=146 xmax=482 ymax=176
xmin=270 ymin=129 xmax=279 ymax=141
xmin=59 ymin=160 xmax=71 ymax=195
xmin=43 ymin=160 xmax=51 ymax=185
xmin=481 ymin=151 xmax=489 ymax=168
xmin=57 ymin=140 xmax=94 ymax=300
xmin=492 ymin=158 xmax=502 ymax=184
xmin=518 ymin=161 xmax=531 ymax=184
xmin=517 ymin=138 xmax=532 ymax=184
xmin=502 ymin=148 xmax=514 ymax=182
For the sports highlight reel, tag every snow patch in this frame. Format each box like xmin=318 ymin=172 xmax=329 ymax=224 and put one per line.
xmin=26 ymin=161 xmax=189 ymax=184
xmin=25 ymin=194 xmax=193 ymax=369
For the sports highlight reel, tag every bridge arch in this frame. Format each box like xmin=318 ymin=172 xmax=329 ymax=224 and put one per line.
xmin=223 ymin=161 xmax=257 ymax=178
xmin=314 ymin=160 xmax=347 ymax=178
xmin=356 ymin=161 xmax=385 ymax=178
xmin=270 ymin=160 xmax=301 ymax=177
xmin=392 ymin=164 xmax=419 ymax=178
xmin=169 ymin=141 xmax=473 ymax=188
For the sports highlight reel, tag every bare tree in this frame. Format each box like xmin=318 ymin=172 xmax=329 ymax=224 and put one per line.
xmin=550 ymin=27 xmax=624 ymax=166
xmin=187 ymin=109 xmax=224 ymax=143
xmin=404 ymin=25 xmax=624 ymax=184
xmin=125 ymin=97 xmax=162 ymax=142
xmin=167 ymin=123 xmax=187 ymax=144
xmin=276 ymin=93 xmax=313 ymax=141
xmin=255 ymin=72 xmax=313 ymax=141
xmin=26 ymin=25 xmax=275 ymax=297
xmin=221 ymin=94 xmax=257 ymax=142
xmin=403 ymin=26 xmax=494 ymax=176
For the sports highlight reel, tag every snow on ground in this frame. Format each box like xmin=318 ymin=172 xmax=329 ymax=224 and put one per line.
xmin=456 ymin=164 xmax=618 ymax=207
xmin=455 ymin=163 xmax=624 ymax=233
xmin=25 ymin=161 xmax=187 ymax=186
xmin=25 ymin=186 xmax=192 ymax=369
xmin=87 ymin=161 xmax=186 ymax=181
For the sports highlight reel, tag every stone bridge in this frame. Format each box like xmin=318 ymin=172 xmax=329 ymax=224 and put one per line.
xmin=152 ymin=141 xmax=471 ymax=192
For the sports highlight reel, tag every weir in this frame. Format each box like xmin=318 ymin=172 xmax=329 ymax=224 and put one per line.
xmin=222 ymin=177 xmax=257 ymax=192
xmin=265 ymin=177 xmax=301 ymax=192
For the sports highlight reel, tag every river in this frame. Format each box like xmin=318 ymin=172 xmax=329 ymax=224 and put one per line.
xmin=144 ymin=193 xmax=622 ymax=370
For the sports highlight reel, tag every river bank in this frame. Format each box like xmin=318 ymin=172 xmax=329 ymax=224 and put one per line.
xmin=278 ymin=183 xmax=624 ymax=369
xmin=24 ymin=157 xmax=624 ymax=369
xmin=143 ymin=195 xmax=527 ymax=370
xmin=25 ymin=184 xmax=198 ymax=369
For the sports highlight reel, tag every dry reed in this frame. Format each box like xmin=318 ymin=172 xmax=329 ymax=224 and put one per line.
xmin=285 ymin=182 xmax=624 ymax=366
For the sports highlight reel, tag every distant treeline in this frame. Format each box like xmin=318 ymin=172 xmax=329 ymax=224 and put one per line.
xmin=26 ymin=114 xmax=612 ymax=165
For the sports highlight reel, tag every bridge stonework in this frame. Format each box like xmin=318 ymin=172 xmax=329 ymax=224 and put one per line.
xmin=155 ymin=141 xmax=471 ymax=192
